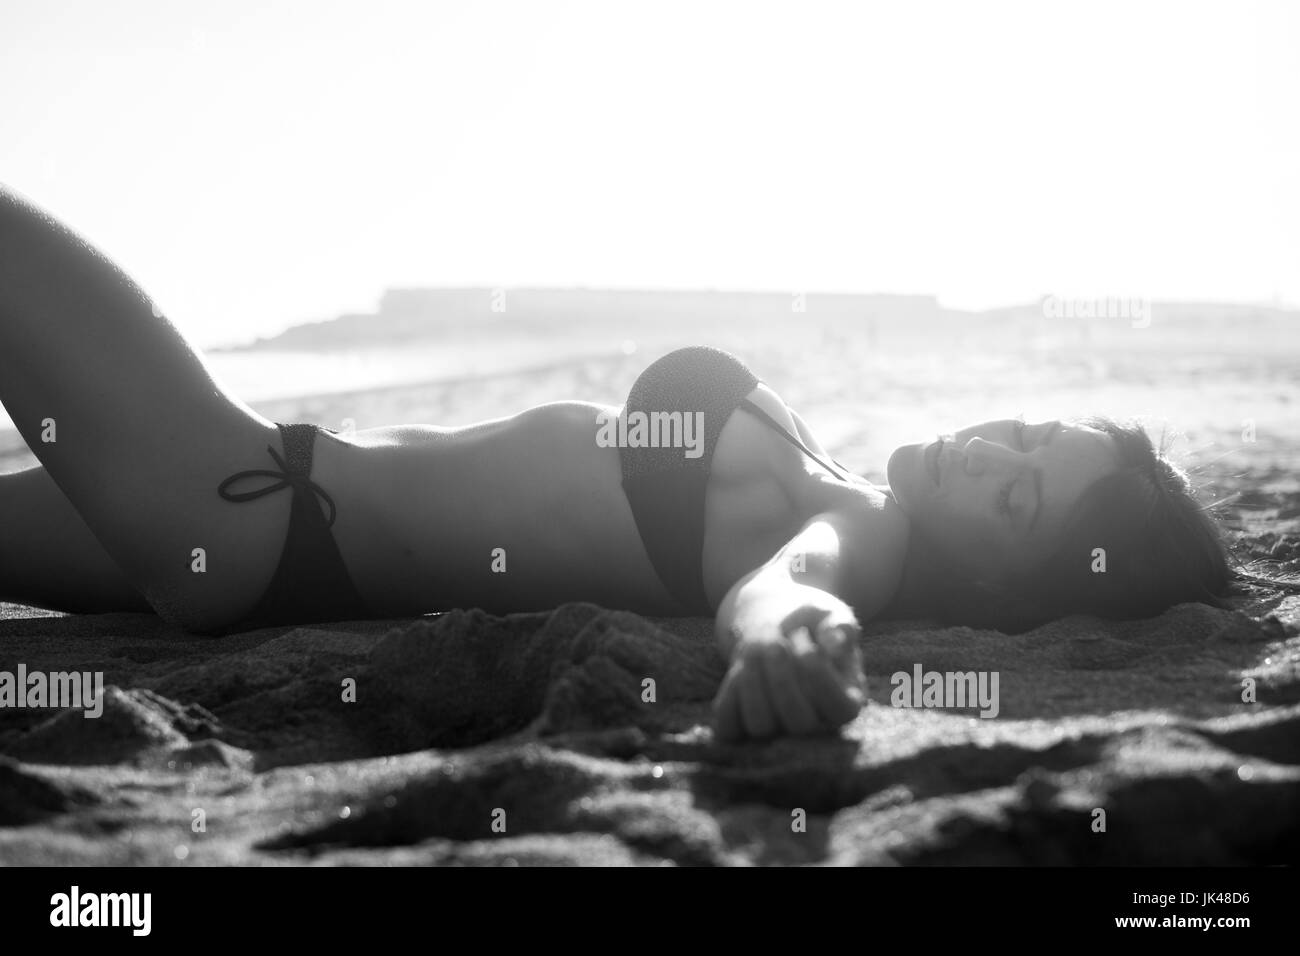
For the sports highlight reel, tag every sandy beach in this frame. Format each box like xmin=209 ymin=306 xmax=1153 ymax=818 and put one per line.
xmin=1 ymin=294 xmax=1298 ymax=864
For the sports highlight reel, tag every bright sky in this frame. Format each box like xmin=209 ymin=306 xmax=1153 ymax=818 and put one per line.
xmin=3 ymin=0 xmax=1296 ymax=348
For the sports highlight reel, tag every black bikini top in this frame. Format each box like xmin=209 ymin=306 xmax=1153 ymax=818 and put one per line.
xmin=735 ymin=397 xmax=853 ymax=482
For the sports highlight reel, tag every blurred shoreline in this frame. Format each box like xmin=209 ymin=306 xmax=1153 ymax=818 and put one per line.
xmin=2 ymin=290 xmax=1297 ymax=487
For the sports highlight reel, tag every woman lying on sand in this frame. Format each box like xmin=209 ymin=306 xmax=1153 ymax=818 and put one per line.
xmin=0 ymin=185 xmax=1231 ymax=740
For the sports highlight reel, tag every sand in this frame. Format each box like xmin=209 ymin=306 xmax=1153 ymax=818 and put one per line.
xmin=1 ymin=559 xmax=1297 ymax=865
xmin=1 ymin=314 xmax=1298 ymax=865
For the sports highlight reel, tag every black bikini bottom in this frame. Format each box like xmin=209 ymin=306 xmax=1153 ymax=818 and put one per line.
xmin=212 ymin=422 xmax=371 ymax=633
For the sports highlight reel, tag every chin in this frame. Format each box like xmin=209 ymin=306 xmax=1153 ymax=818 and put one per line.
xmin=886 ymin=443 xmax=919 ymax=513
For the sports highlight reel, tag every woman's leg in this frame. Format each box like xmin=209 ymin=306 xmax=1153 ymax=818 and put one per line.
xmin=0 ymin=183 xmax=293 ymax=630
xmin=0 ymin=465 xmax=150 ymax=612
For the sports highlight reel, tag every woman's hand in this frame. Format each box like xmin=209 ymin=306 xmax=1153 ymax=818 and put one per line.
xmin=712 ymin=581 xmax=865 ymax=741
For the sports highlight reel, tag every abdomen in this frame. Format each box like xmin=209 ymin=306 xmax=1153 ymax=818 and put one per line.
xmin=341 ymin=402 xmax=686 ymax=615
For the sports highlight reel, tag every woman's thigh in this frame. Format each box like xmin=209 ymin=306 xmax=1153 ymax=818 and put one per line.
xmin=0 ymin=184 xmax=290 ymax=629
xmin=0 ymin=465 xmax=151 ymax=612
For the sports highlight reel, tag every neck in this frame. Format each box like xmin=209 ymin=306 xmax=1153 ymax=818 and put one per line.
xmin=882 ymin=523 xmax=947 ymax=619
xmin=877 ymin=487 xmax=948 ymax=619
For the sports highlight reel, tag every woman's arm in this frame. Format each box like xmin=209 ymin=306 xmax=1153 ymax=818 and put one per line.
xmin=712 ymin=499 xmax=908 ymax=740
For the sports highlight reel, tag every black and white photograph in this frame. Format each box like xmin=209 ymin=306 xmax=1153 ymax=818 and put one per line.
xmin=0 ymin=0 xmax=1295 ymax=922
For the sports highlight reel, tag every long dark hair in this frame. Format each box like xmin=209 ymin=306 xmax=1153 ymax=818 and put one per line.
xmin=887 ymin=418 xmax=1233 ymax=633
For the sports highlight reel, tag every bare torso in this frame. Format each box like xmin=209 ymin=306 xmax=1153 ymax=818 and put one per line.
xmin=310 ymin=382 xmax=896 ymax=618
xmin=0 ymin=183 xmax=904 ymax=645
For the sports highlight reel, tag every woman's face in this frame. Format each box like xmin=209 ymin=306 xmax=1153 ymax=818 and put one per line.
xmin=887 ymin=418 xmax=1120 ymax=579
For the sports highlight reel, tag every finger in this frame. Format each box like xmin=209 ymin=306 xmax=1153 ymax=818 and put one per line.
xmin=815 ymin=618 xmax=862 ymax=675
xmin=736 ymin=651 xmax=777 ymax=739
xmin=712 ymin=663 xmax=745 ymax=742
xmin=804 ymin=667 xmax=863 ymax=728
xmin=815 ymin=622 xmax=866 ymax=688
xmin=845 ymin=642 xmax=865 ymax=687
xmin=790 ymin=626 xmax=853 ymax=726
xmin=790 ymin=628 xmax=863 ymax=728
xmin=760 ymin=641 xmax=820 ymax=735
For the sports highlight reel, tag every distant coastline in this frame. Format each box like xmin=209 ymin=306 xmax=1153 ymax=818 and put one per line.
xmin=213 ymin=287 xmax=1300 ymax=354
xmin=3 ymin=288 xmax=1295 ymax=474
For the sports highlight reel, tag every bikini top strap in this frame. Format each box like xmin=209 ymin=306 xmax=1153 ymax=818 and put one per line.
xmin=736 ymin=398 xmax=852 ymax=482
xmin=216 ymin=423 xmax=339 ymax=526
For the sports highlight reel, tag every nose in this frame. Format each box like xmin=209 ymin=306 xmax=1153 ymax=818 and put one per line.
xmin=961 ymin=436 xmax=1026 ymax=475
